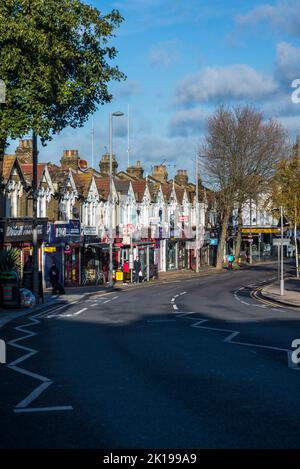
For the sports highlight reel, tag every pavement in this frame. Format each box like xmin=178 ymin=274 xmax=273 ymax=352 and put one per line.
xmin=2 ymin=261 xmax=300 ymax=449
xmin=261 ymin=277 xmax=300 ymax=307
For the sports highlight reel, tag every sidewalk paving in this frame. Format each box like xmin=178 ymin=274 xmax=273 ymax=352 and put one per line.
xmin=261 ymin=277 xmax=300 ymax=307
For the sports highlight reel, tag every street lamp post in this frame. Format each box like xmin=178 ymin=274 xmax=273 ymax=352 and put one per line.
xmin=108 ymin=111 xmax=124 ymax=287
xmin=32 ymin=132 xmax=39 ymax=302
xmin=280 ymin=205 xmax=285 ymax=296
xmin=195 ymin=156 xmax=200 ymax=273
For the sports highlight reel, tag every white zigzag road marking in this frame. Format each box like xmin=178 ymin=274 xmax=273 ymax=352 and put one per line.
xmin=6 ymin=312 xmax=73 ymax=413
xmin=172 ymin=302 xmax=294 ymax=369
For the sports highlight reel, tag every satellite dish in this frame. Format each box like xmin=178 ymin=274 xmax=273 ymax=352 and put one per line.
xmin=78 ymin=159 xmax=88 ymax=172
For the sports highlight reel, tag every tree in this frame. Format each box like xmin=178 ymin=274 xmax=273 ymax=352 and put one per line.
xmin=202 ymin=105 xmax=287 ymax=270
xmin=0 ymin=0 xmax=125 ymax=156
xmin=268 ymin=138 xmax=300 ymax=276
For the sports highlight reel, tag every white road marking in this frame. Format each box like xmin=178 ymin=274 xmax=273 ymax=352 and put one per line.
xmin=74 ymin=308 xmax=87 ymax=316
xmin=103 ymin=299 xmax=111 ymax=304
xmin=174 ymin=310 xmax=292 ymax=369
xmin=6 ymin=313 xmax=73 ymax=412
xmin=14 ymin=406 xmax=73 ymax=413
xmin=90 ymin=303 xmax=98 ymax=307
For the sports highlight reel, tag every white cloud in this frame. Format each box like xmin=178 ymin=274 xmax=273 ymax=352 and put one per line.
xmin=169 ymin=108 xmax=209 ymax=136
xmin=149 ymin=40 xmax=180 ymax=69
xmin=174 ymin=64 xmax=277 ymax=105
xmin=236 ymin=0 xmax=300 ymax=38
xmin=274 ymin=42 xmax=300 ymax=84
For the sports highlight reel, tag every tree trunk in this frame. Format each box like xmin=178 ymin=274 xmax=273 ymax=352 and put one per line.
xmin=216 ymin=208 xmax=230 ymax=270
xmin=234 ymin=204 xmax=243 ymax=266
xmin=295 ymin=205 xmax=299 ymax=278
xmin=0 ymin=138 xmax=7 ymax=218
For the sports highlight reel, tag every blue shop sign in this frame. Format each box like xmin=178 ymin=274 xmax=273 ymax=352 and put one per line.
xmin=210 ymin=238 xmax=219 ymax=246
xmin=49 ymin=220 xmax=81 ymax=243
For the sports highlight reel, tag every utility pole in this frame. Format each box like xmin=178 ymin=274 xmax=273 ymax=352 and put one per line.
xmin=108 ymin=113 xmax=113 ymax=287
xmin=32 ymin=132 xmax=39 ymax=302
xmin=295 ymin=198 xmax=299 ymax=278
xmin=280 ymin=205 xmax=285 ymax=296
xmin=108 ymin=111 xmax=124 ymax=287
xmin=249 ymin=198 xmax=253 ymax=265
xmin=195 ymin=156 xmax=200 ymax=273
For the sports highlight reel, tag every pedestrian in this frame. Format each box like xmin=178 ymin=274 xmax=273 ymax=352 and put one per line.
xmin=133 ymin=256 xmax=142 ymax=283
xmin=48 ymin=263 xmax=65 ymax=295
xmin=227 ymin=253 xmax=234 ymax=270
xmin=122 ymin=260 xmax=130 ymax=284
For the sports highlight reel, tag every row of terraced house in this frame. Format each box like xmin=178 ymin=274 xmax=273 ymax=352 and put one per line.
xmin=0 ymin=139 xmax=218 ymax=288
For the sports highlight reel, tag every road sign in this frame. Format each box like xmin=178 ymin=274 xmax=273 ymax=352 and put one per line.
xmin=179 ymin=215 xmax=189 ymax=222
xmin=272 ymin=238 xmax=290 ymax=246
xmin=123 ymin=224 xmax=135 ymax=235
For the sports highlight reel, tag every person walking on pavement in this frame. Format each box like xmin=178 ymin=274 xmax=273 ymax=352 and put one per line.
xmin=122 ymin=260 xmax=130 ymax=284
xmin=49 ymin=262 xmax=65 ymax=295
xmin=133 ymin=256 xmax=142 ymax=283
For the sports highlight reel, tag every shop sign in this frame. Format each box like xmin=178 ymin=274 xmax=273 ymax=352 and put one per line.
xmin=69 ymin=219 xmax=81 ymax=235
xmin=241 ymin=227 xmax=280 ymax=234
xmin=179 ymin=215 xmax=189 ymax=222
xmin=50 ymin=220 xmax=81 ymax=242
xmin=149 ymin=217 xmax=160 ymax=224
xmin=209 ymin=238 xmax=218 ymax=246
xmin=44 ymin=246 xmax=57 ymax=253
xmin=83 ymin=226 xmax=97 ymax=236
xmin=0 ymin=218 xmax=48 ymax=243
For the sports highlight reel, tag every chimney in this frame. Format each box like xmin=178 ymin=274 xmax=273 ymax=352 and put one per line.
xmin=127 ymin=160 xmax=144 ymax=179
xmin=99 ymin=153 xmax=118 ymax=175
xmin=60 ymin=149 xmax=80 ymax=171
xmin=152 ymin=164 xmax=168 ymax=183
xmin=16 ymin=139 xmax=33 ymax=164
xmin=174 ymin=169 xmax=188 ymax=187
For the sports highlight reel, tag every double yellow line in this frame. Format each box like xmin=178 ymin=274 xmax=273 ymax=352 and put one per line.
xmin=250 ymin=286 xmax=287 ymax=309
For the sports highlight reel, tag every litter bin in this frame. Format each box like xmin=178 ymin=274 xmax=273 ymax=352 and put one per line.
xmin=0 ymin=271 xmax=20 ymax=308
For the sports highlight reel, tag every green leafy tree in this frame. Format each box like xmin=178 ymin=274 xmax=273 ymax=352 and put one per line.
xmin=269 ymin=138 xmax=300 ymax=276
xmin=0 ymin=0 xmax=125 ymax=155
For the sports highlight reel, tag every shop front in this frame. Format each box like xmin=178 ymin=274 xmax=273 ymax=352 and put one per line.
xmin=113 ymin=236 xmax=158 ymax=282
xmin=45 ymin=220 xmax=81 ymax=287
xmin=0 ymin=217 xmax=48 ymax=283
xmin=81 ymin=229 xmax=109 ymax=285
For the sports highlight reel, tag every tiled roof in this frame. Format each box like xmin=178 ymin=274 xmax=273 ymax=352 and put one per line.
xmin=2 ymin=155 xmax=16 ymax=182
xmin=73 ymin=172 xmax=93 ymax=197
xmin=161 ymin=184 xmax=172 ymax=201
xmin=175 ymin=188 xmax=185 ymax=204
xmin=114 ymin=179 xmax=131 ymax=195
xmin=19 ymin=163 xmax=46 ymax=185
xmin=95 ymin=176 xmax=110 ymax=200
xmin=131 ymin=180 xmax=147 ymax=202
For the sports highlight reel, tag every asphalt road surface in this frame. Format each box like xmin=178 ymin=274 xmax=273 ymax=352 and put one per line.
xmin=1 ymin=263 xmax=300 ymax=449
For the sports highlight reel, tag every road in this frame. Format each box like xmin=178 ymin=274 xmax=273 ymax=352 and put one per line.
xmin=1 ymin=262 xmax=300 ymax=449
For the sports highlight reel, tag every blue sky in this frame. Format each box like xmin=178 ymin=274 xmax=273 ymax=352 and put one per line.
xmin=7 ymin=0 xmax=300 ymax=180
